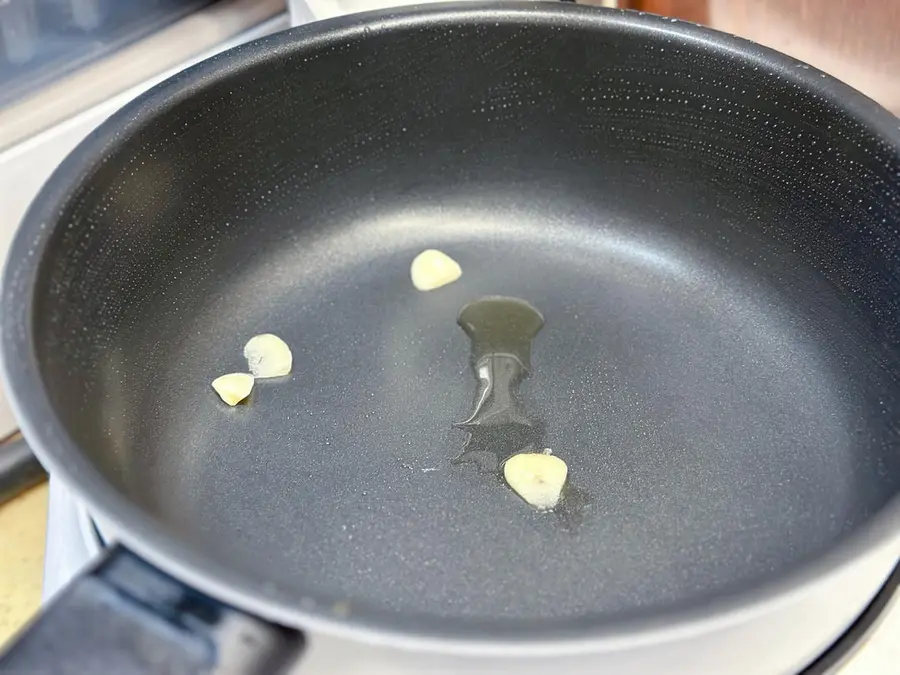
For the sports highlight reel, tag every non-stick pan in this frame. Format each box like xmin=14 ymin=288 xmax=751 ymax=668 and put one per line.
xmin=2 ymin=3 xmax=900 ymax=674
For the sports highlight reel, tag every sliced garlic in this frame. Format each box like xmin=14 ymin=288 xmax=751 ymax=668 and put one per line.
xmin=503 ymin=453 xmax=568 ymax=510
xmin=211 ymin=373 xmax=254 ymax=406
xmin=244 ymin=333 xmax=292 ymax=378
xmin=410 ymin=249 xmax=462 ymax=291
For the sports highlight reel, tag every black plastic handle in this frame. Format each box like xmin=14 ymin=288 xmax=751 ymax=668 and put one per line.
xmin=0 ymin=545 xmax=304 ymax=674
xmin=0 ymin=436 xmax=46 ymax=505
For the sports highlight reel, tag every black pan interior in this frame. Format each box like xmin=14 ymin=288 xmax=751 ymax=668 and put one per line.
xmin=26 ymin=6 xmax=900 ymax=634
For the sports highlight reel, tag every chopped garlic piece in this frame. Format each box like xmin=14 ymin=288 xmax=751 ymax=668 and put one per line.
xmin=244 ymin=333 xmax=292 ymax=378
xmin=410 ymin=249 xmax=462 ymax=291
xmin=211 ymin=373 xmax=254 ymax=406
xmin=503 ymin=453 xmax=568 ymax=510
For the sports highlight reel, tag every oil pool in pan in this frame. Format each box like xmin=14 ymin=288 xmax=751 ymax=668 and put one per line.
xmin=453 ymin=295 xmax=590 ymax=523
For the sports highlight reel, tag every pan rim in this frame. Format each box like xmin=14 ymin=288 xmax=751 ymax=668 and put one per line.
xmin=3 ymin=0 xmax=900 ymax=654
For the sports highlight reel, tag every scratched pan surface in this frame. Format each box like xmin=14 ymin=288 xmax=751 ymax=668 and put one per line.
xmin=5 ymin=3 xmax=900 ymax=641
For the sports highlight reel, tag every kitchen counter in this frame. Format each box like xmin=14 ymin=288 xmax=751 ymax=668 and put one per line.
xmin=0 ymin=483 xmax=47 ymax=647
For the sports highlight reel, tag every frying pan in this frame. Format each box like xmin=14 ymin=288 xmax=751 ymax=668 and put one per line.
xmin=2 ymin=3 xmax=900 ymax=674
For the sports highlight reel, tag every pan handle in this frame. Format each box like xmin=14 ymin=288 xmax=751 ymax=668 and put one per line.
xmin=0 ymin=545 xmax=304 ymax=674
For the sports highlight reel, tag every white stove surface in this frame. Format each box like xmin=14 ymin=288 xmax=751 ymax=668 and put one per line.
xmin=43 ymin=476 xmax=900 ymax=675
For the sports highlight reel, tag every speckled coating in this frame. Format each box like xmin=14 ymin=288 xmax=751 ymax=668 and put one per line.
xmin=3 ymin=1 xmax=900 ymax=648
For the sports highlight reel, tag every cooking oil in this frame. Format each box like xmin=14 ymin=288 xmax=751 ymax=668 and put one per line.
xmin=452 ymin=296 xmax=589 ymax=525
xmin=453 ymin=296 xmax=545 ymax=472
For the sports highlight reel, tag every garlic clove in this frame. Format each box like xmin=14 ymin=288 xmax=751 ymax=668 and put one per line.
xmin=503 ymin=453 xmax=568 ymax=510
xmin=244 ymin=333 xmax=292 ymax=378
xmin=211 ymin=373 xmax=254 ymax=406
xmin=410 ymin=249 xmax=462 ymax=291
